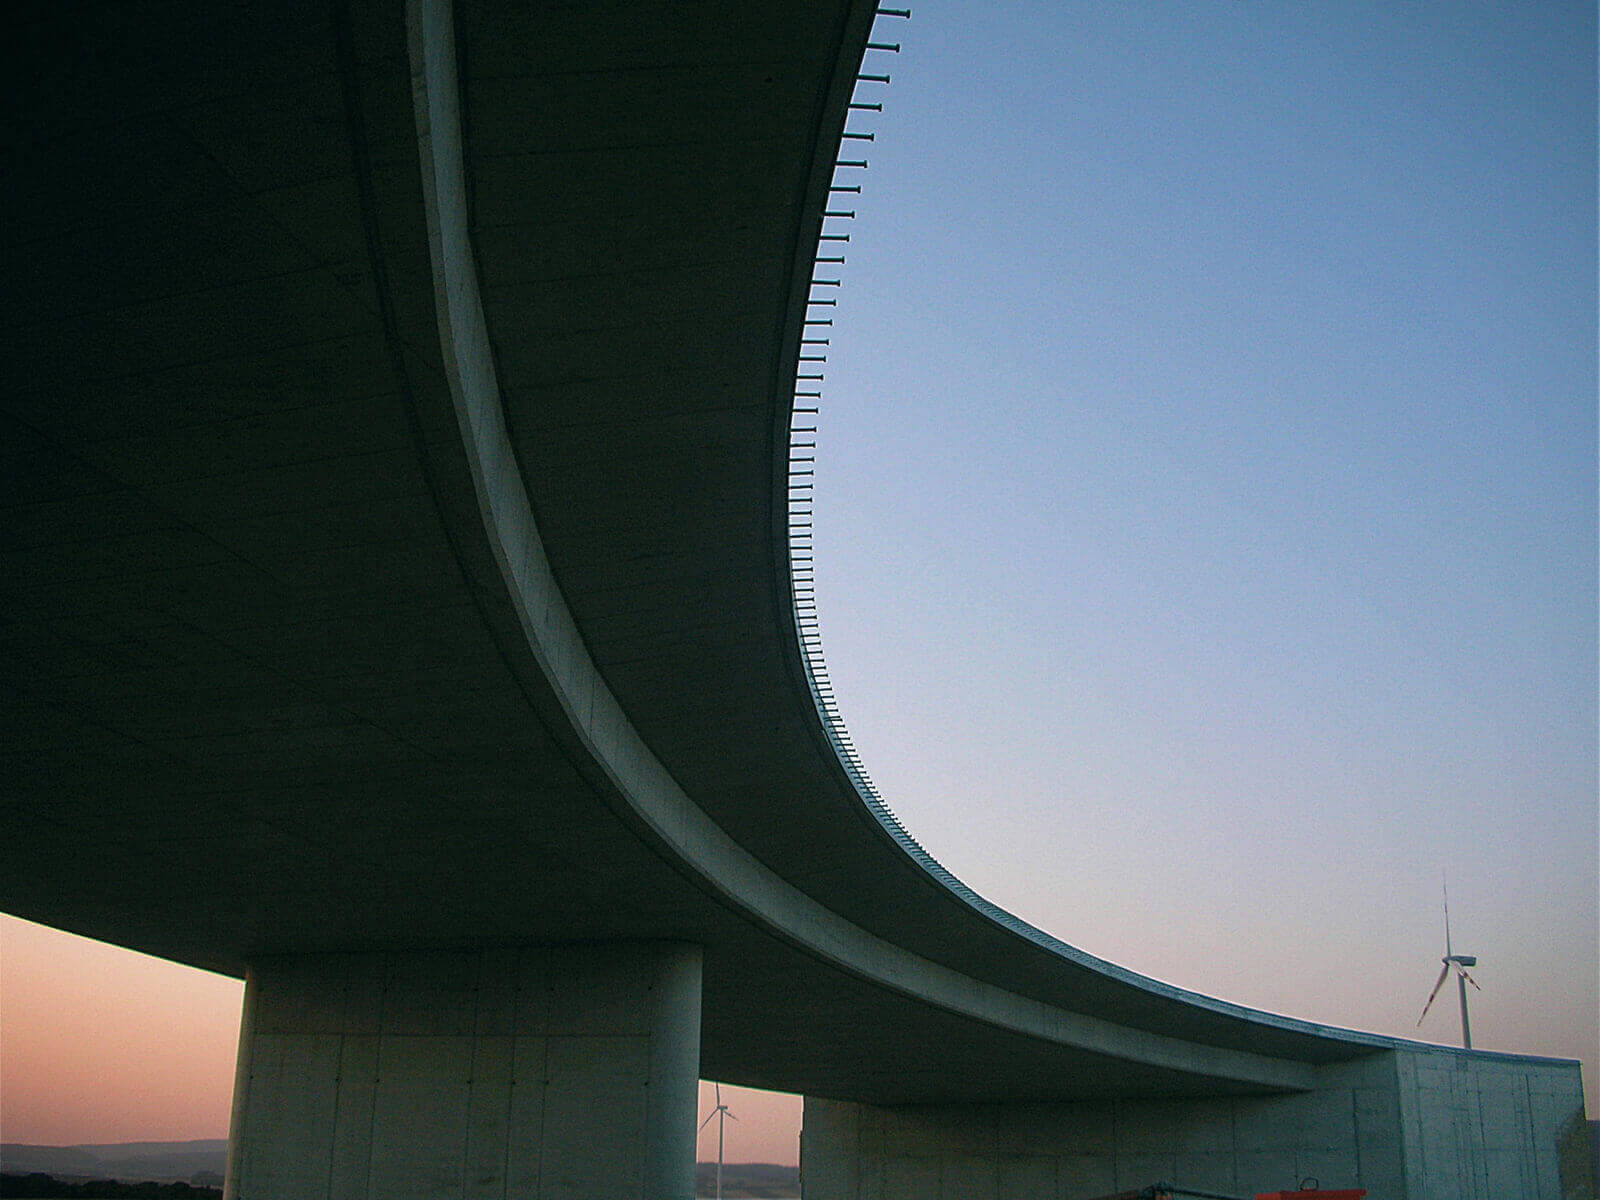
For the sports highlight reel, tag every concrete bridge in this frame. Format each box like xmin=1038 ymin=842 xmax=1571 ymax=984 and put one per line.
xmin=2 ymin=2 xmax=1588 ymax=1197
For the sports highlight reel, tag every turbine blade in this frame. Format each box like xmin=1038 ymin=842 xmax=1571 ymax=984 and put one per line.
xmin=1458 ymin=967 xmax=1482 ymax=991
xmin=1418 ymin=961 xmax=1450 ymax=1025
xmin=700 ymin=1111 xmax=717 ymax=1131
xmin=726 ymin=1110 xmax=740 ymax=1122
xmin=715 ymin=1082 xmax=722 ymax=1106
xmin=1443 ymin=873 xmax=1453 ymax=959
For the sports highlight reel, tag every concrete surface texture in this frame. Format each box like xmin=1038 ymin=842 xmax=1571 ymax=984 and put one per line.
xmin=802 ymin=1047 xmax=1594 ymax=1200
xmin=224 ymin=945 xmax=702 ymax=1200
xmin=0 ymin=0 xmax=1589 ymax=1194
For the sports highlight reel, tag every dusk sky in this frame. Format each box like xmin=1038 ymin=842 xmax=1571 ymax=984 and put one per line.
xmin=3 ymin=1 xmax=1594 ymax=1169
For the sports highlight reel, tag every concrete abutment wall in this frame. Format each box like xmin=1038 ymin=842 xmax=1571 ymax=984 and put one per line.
xmin=224 ymin=943 xmax=702 ymax=1200
xmin=802 ymin=1048 xmax=1589 ymax=1200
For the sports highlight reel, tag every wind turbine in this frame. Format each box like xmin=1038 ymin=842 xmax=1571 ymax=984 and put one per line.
xmin=699 ymin=1081 xmax=738 ymax=1200
xmin=1416 ymin=878 xmax=1481 ymax=1048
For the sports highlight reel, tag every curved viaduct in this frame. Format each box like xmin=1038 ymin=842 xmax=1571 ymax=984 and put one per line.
xmin=2 ymin=3 xmax=1586 ymax=1197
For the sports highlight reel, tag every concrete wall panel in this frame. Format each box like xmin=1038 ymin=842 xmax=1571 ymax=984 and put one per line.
xmin=541 ymin=1034 xmax=649 ymax=1200
xmin=856 ymin=1157 xmax=884 ymax=1200
xmin=1120 ymin=1098 xmax=1231 ymax=1154
xmin=937 ymin=1156 xmax=995 ymax=1200
xmin=328 ymin=1035 xmax=380 ymax=1200
xmin=235 ymin=1033 xmax=341 ymax=1200
xmin=341 ymin=953 xmax=389 ymax=1035
xmin=472 ymin=949 xmax=520 ymax=1036
xmin=802 ymin=1099 xmax=861 ymax=1200
xmin=381 ymin=950 xmax=479 ymax=1034
xmin=994 ymin=1155 xmax=1054 ymax=1200
xmin=991 ymin=1103 xmax=1097 ymax=1156
xmin=888 ymin=1108 xmax=992 ymax=1157
xmin=1113 ymin=1153 xmax=1176 ymax=1192
xmin=1483 ymin=1146 xmax=1535 ymax=1198
xmin=542 ymin=945 xmax=655 ymax=1037
xmin=881 ymin=1156 xmax=937 ymax=1199
xmin=1393 ymin=1045 xmax=1588 ymax=1200
xmin=1169 ymin=1149 xmax=1237 ymax=1194
xmin=228 ymin=945 xmax=700 ymax=1200
xmin=805 ymin=1047 xmax=1587 ymax=1200
xmin=504 ymin=1036 xmax=548 ymax=1198
xmin=511 ymin=953 xmax=556 ymax=1035
xmin=1294 ymin=1145 xmax=1361 ymax=1190
xmin=462 ymin=1034 xmax=515 ymax=1200
xmin=1351 ymin=1079 xmax=1406 ymax=1194
xmin=252 ymin=957 xmax=348 ymax=1034
xmin=367 ymin=1035 xmax=474 ymax=1200
xmin=1231 ymin=1150 xmax=1300 ymax=1194
xmin=1054 ymin=1153 xmax=1115 ymax=1199
xmin=1479 ymin=1080 xmax=1528 ymax=1151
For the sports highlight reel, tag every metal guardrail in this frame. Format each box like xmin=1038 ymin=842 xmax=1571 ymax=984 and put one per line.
xmin=782 ymin=5 xmax=1114 ymax=958
xmin=786 ymin=6 xmax=925 ymax=856
xmin=779 ymin=4 xmax=1150 ymax=966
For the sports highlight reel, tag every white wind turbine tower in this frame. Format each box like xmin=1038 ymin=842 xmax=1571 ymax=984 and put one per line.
xmin=1416 ymin=877 xmax=1481 ymax=1048
xmin=699 ymin=1081 xmax=738 ymax=1200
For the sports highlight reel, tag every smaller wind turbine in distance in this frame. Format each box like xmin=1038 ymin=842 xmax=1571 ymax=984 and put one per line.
xmin=1416 ymin=877 xmax=1481 ymax=1048
xmin=699 ymin=1081 xmax=738 ymax=1200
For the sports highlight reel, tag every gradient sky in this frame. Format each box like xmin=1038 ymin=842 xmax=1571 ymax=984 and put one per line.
xmin=3 ymin=0 xmax=1594 ymax=1169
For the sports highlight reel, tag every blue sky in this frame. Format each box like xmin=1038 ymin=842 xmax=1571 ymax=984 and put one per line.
xmin=816 ymin=0 xmax=1596 ymax=1093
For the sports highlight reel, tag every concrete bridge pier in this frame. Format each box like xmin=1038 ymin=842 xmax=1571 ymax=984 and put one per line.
xmin=223 ymin=943 xmax=702 ymax=1200
xmin=801 ymin=1046 xmax=1592 ymax=1200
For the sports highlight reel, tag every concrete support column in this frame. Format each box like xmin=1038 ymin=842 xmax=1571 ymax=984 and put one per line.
xmin=800 ymin=1049 xmax=1590 ymax=1200
xmin=224 ymin=943 xmax=702 ymax=1200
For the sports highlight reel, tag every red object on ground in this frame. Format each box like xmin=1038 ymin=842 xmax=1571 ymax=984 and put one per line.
xmin=1255 ymin=1192 xmax=1366 ymax=1200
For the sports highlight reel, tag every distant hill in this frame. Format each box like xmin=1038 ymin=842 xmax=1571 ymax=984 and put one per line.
xmin=0 ymin=1143 xmax=226 ymax=1185
xmin=0 ymin=1150 xmax=102 ymax=1180
xmin=695 ymin=1161 xmax=799 ymax=1198
xmin=2 ymin=1144 xmax=797 ymax=1196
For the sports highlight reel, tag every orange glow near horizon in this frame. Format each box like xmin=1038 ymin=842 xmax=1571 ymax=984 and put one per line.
xmin=695 ymin=1082 xmax=803 ymax=1168
xmin=1 ymin=915 xmax=243 ymax=1145
xmin=0 ymin=915 xmax=804 ymax=1164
